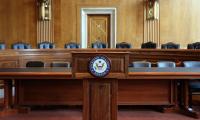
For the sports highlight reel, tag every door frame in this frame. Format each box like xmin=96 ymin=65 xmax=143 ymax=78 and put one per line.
xmin=81 ymin=7 xmax=117 ymax=48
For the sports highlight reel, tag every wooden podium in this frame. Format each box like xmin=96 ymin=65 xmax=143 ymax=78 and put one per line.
xmin=72 ymin=52 xmax=129 ymax=120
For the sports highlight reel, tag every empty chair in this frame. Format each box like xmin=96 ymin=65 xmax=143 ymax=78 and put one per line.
xmin=183 ymin=61 xmax=200 ymax=109
xmin=92 ymin=41 xmax=107 ymax=48
xmin=161 ymin=42 xmax=180 ymax=49
xmin=38 ymin=41 xmax=55 ymax=49
xmin=141 ymin=42 xmax=157 ymax=49
xmin=11 ymin=42 xmax=31 ymax=49
xmin=51 ymin=62 xmax=70 ymax=68
xmin=64 ymin=42 xmax=80 ymax=49
xmin=0 ymin=43 xmax=5 ymax=50
xmin=116 ymin=42 xmax=132 ymax=48
xmin=187 ymin=42 xmax=200 ymax=49
xmin=184 ymin=61 xmax=200 ymax=68
xmin=26 ymin=61 xmax=44 ymax=67
xmin=132 ymin=61 xmax=151 ymax=68
xmin=157 ymin=61 xmax=176 ymax=68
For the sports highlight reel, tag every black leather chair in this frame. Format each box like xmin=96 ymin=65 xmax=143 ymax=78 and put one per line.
xmin=187 ymin=42 xmax=200 ymax=49
xmin=161 ymin=42 xmax=180 ymax=49
xmin=157 ymin=61 xmax=176 ymax=68
xmin=92 ymin=41 xmax=107 ymax=48
xmin=141 ymin=42 xmax=157 ymax=49
xmin=116 ymin=42 xmax=132 ymax=48
xmin=51 ymin=62 xmax=70 ymax=68
xmin=11 ymin=42 xmax=31 ymax=49
xmin=64 ymin=42 xmax=80 ymax=49
xmin=183 ymin=61 xmax=200 ymax=109
xmin=132 ymin=61 xmax=151 ymax=68
xmin=38 ymin=42 xmax=55 ymax=49
xmin=26 ymin=61 xmax=44 ymax=67
xmin=0 ymin=43 xmax=5 ymax=50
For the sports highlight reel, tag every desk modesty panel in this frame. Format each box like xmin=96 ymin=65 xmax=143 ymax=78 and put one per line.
xmin=0 ymin=67 xmax=198 ymax=106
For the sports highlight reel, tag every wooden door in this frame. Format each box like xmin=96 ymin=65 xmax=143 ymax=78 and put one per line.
xmin=87 ymin=14 xmax=110 ymax=48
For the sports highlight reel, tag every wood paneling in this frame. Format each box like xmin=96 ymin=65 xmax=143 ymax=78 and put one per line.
xmin=18 ymin=80 xmax=83 ymax=105
xmin=118 ymin=80 xmax=175 ymax=105
xmin=84 ymin=80 xmax=117 ymax=120
xmin=0 ymin=0 xmax=37 ymax=48
xmin=0 ymin=0 xmax=200 ymax=48
xmin=160 ymin=0 xmax=200 ymax=48
xmin=90 ymin=81 xmax=111 ymax=120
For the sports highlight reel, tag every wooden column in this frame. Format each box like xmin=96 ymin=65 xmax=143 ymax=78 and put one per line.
xmin=83 ymin=79 xmax=117 ymax=120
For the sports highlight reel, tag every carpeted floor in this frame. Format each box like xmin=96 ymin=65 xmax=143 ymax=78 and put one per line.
xmin=0 ymin=88 xmax=199 ymax=120
xmin=0 ymin=109 xmax=199 ymax=120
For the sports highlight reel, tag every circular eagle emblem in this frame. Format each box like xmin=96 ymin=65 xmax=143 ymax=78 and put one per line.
xmin=89 ymin=55 xmax=111 ymax=77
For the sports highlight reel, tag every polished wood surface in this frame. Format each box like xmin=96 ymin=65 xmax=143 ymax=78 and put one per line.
xmin=84 ymin=80 xmax=117 ymax=120
xmin=72 ymin=52 xmax=129 ymax=78
xmin=118 ymin=80 xmax=175 ymax=105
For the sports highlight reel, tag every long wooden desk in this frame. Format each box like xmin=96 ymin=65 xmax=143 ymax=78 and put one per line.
xmin=0 ymin=49 xmax=200 ymax=119
xmin=0 ymin=67 xmax=199 ymax=119
xmin=129 ymin=67 xmax=200 ymax=118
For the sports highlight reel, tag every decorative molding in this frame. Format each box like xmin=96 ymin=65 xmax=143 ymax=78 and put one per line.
xmin=81 ymin=7 xmax=117 ymax=48
xmin=144 ymin=0 xmax=160 ymax=47
xmin=37 ymin=0 xmax=54 ymax=44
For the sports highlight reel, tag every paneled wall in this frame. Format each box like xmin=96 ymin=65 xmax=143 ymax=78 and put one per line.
xmin=0 ymin=0 xmax=37 ymax=48
xmin=0 ymin=0 xmax=200 ymax=48
xmin=160 ymin=0 xmax=200 ymax=48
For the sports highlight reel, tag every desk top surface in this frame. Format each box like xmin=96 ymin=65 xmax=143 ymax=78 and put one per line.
xmin=0 ymin=67 xmax=199 ymax=73
xmin=128 ymin=67 xmax=200 ymax=72
xmin=0 ymin=68 xmax=71 ymax=72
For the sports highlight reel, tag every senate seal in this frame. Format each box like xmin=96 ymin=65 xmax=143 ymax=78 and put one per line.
xmin=89 ymin=55 xmax=111 ymax=77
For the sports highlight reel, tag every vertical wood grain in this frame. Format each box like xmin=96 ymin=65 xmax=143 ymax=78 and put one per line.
xmin=0 ymin=0 xmax=200 ymax=48
xmin=37 ymin=0 xmax=54 ymax=44
xmin=143 ymin=0 xmax=160 ymax=47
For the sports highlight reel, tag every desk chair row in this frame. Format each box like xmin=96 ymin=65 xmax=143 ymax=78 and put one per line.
xmin=0 ymin=41 xmax=129 ymax=49
xmin=1 ymin=41 xmax=200 ymax=49
xmin=26 ymin=61 xmax=70 ymax=68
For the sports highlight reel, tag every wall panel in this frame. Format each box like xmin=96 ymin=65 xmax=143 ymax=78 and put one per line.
xmin=0 ymin=0 xmax=200 ymax=48
xmin=160 ymin=0 xmax=200 ymax=48
xmin=0 ymin=0 xmax=37 ymax=48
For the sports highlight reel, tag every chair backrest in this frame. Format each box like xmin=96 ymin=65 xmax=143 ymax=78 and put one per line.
xmin=161 ymin=42 xmax=180 ymax=49
xmin=116 ymin=42 xmax=132 ymax=48
xmin=157 ymin=61 xmax=176 ymax=68
xmin=92 ymin=41 xmax=107 ymax=48
xmin=187 ymin=42 xmax=200 ymax=49
xmin=64 ymin=42 xmax=80 ymax=49
xmin=26 ymin=61 xmax=44 ymax=67
xmin=0 ymin=43 xmax=5 ymax=50
xmin=38 ymin=42 xmax=55 ymax=49
xmin=141 ymin=42 xmax=157 ymax=49
xmin=183 ymin=61 xmax=200 ymax=68
xmin=11 ymin=42 xmax=31 ymax=49
xmin=132 ymin=61 xmax=151 ymax=68
xmin=51 ymin=62 xmax=70 ymax=68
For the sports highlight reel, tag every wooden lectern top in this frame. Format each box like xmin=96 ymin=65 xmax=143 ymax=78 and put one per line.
xmin=71 ymin=51 xmax=130 ymax=79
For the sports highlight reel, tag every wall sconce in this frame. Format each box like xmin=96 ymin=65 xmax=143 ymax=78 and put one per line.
xmin=37 ymin=0 xmax=51 ymax=21
xmin=146 ymin=0 xmax=159 ymax=20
